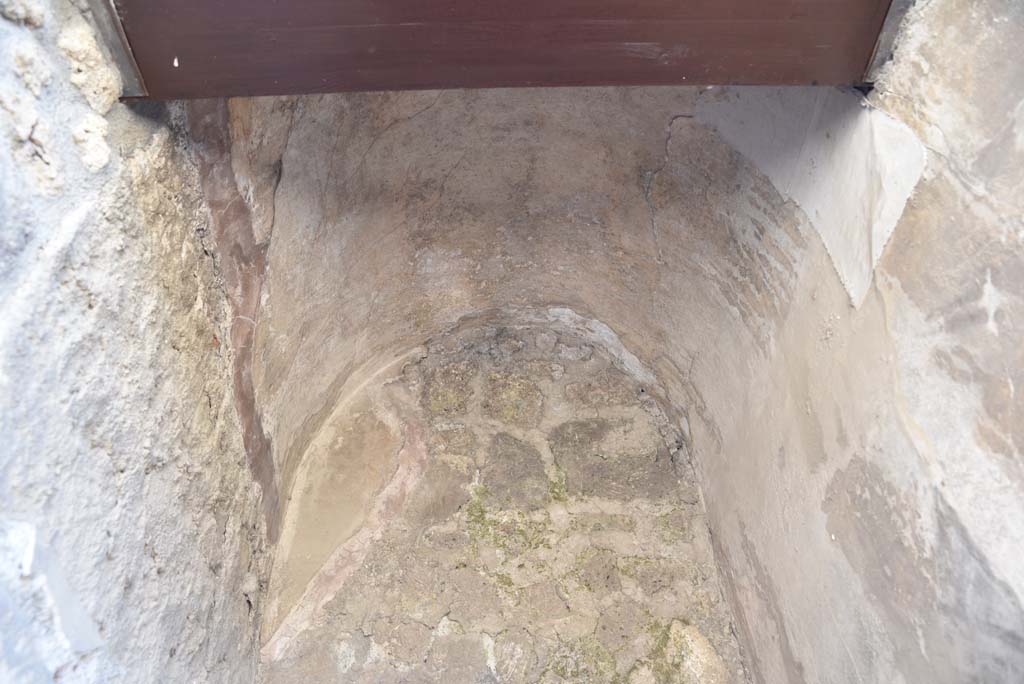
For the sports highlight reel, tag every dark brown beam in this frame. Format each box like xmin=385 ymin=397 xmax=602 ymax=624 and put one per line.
xmin=113 ymin=0 xmax=893 ymax=98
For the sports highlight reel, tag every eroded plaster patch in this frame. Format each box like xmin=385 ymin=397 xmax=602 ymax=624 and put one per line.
xmin=260 ymin=319 xmax=749 ymax=683
xmin=698 ymin=87 xmax=927 ymax=307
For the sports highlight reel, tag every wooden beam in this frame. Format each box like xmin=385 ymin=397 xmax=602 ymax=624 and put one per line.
xmin=113 ymin=0 xmax=894 ymax=98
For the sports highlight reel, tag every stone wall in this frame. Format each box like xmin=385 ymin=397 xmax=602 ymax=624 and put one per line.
xmin=1 ymin=2 xmax=266 ymax=682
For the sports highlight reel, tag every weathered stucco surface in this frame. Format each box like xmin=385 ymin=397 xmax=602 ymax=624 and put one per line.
xmin=697 ymin=86 xmax=928 ymax=307
xmin=2 ymin=0 xmax=1022 ymax=682
xmin=262 ymin=319 xmax=748 ymax=683
xmin=1 ymin=2 xmax=266 ymax=682
xmin=224 ymin=0 xmax=1022 ymax=681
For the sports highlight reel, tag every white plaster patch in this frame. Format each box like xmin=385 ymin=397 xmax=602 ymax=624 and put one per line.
xmin=71 ymin=112 xmax=110 ymax=172
xmin=979 ymin=269 xmax=1004 ymax=336
xmin=57 ymin=18 xmax=120 ymax=114
xmin=698 ymin=87 xmax=927 ymax=307
xmin=0 ymin=81 xmax=39 ymax=140
xmin=435 ymin=615 xmax=457 ymax=636
xmin=11 ymin=37 xmax=52 ymax=96
xmin=0 ymin=0 xmax=44 ymax=27
xmin=365 ymin=640 xmax=387 ymax=666
xmin=1 ymin=520 xmax=36 ymax=577
xmin=334 ymin=641 xmax=356 ymax=673
xmin=1012 ymin=99 xmax=1024 ymax=152
xmin=481 ymin=632 xmax=497 ymax=676
xmin=0 ymin=520 xmax=105 ymax=680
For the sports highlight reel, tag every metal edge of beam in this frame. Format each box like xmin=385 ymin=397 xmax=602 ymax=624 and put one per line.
xmin=86 ymin=0 xmax=147 ymax=97
xmin=863 ymin=0 xmax=915 ymax=83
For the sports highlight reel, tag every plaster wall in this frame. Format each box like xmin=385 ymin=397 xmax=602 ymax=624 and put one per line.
xmin=0 ymin=0 xmax=1021 ymax=681
xmin=1 ymin=2 xmax=266 ymax=682
xmin=222 ymin=0 xmax=1023 ymax=681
